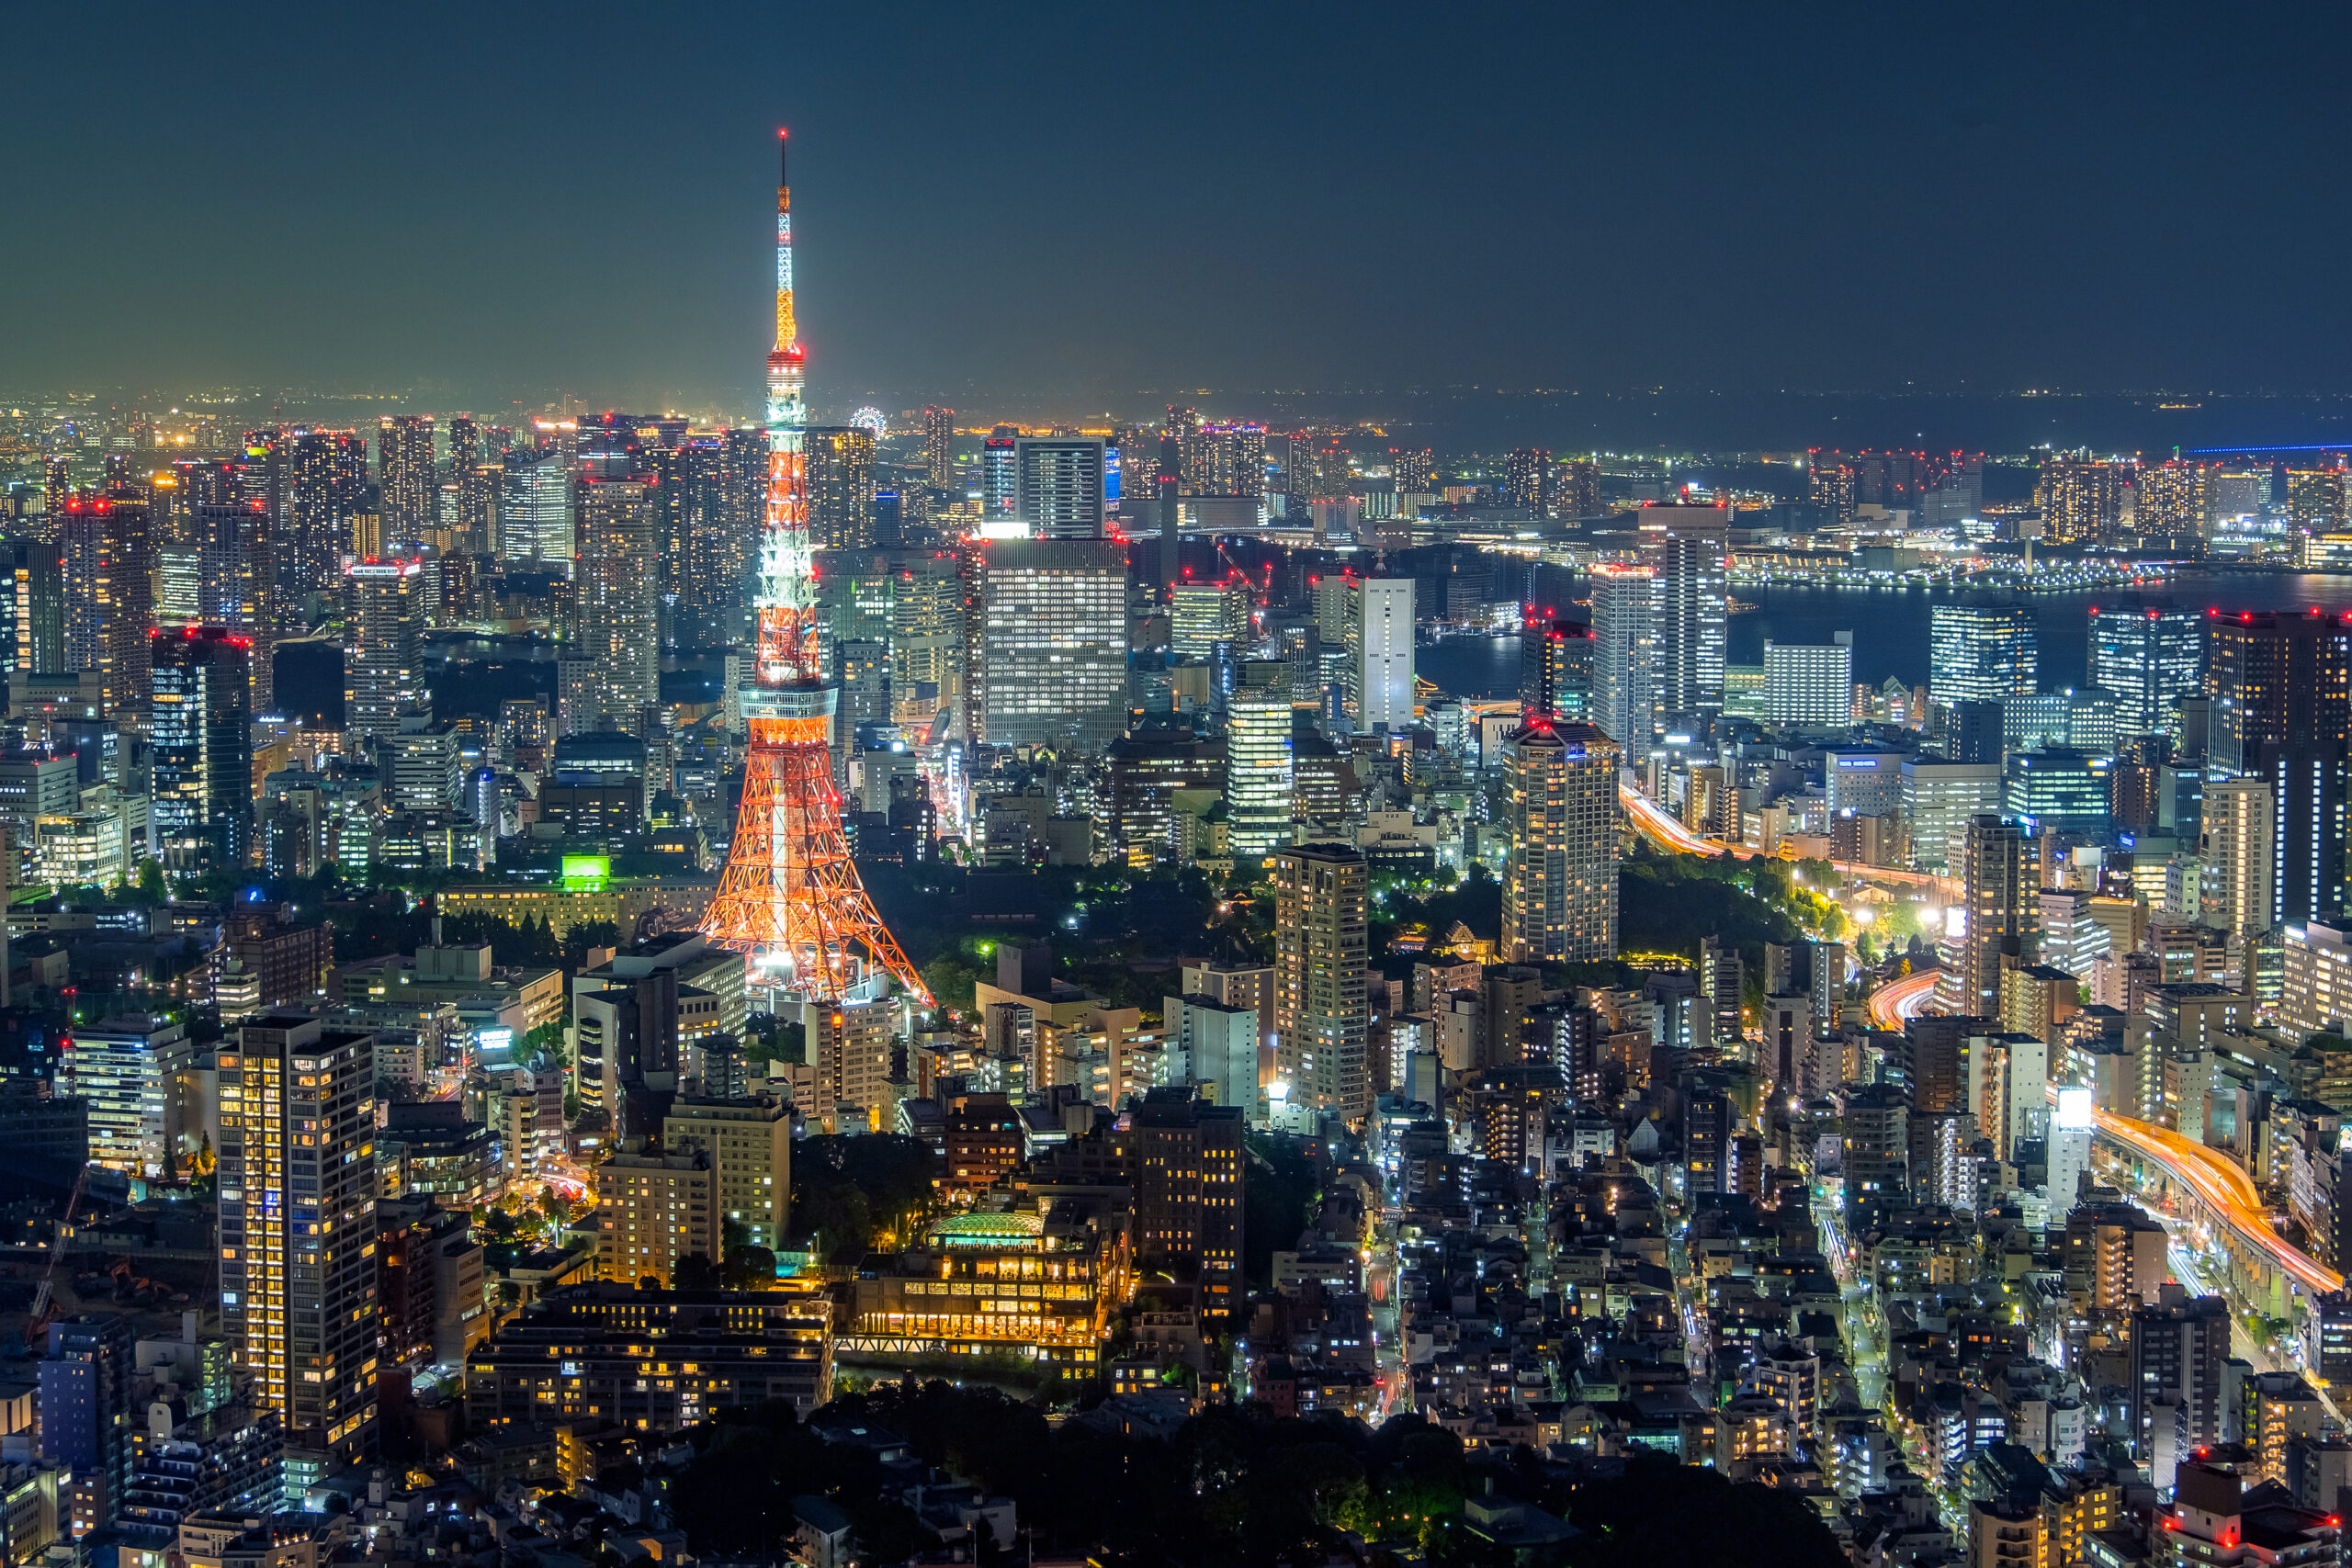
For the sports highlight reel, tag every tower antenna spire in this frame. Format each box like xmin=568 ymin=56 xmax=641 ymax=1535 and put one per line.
xmin=705 ymin=133 xmax=928 ymax=1008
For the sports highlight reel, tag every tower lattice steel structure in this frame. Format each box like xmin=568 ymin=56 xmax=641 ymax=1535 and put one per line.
xmin=703 ymin=131 xmax=929 ymax=1004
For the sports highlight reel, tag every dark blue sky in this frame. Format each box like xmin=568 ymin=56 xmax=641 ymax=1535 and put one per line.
xmin=7 ymin=3 xmax=2347 ymax=418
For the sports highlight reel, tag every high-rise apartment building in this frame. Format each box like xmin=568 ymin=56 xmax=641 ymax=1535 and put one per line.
xmin=7 ymin=542 xmax=65 ymax=679
xmin=1589 ymin=563 xmax=1657 ymax=750
xmin=284 ymin=430 xmax=368 ymax=598
xmin=2135 ymin=461 xmax=2217 ymax=547
xmin=1131 ymin=1088 xmax=1246 ymax=1320
xmin=2088 ymin=602 xmax=2203 ymax=739
xmin=63 ymin=1013 xmax=193 ymax=1179
xmin=151 ymin=627 xmax=254 ymax=871
xmin=1191 ymin=423 xmax=1266 ymax=498
xmin=1641 ymin=509 xmax=1728 ymax=723
xmin=1013 ymin=437 xmax=1106 ymax=540
xmin=1343 ymin=578 xmax=1413 ymax=733
xmin=2132 ymin=1292 xmax=2232 ymax=1479
xmin=593 ymin=1151 xmax=716 ymax=1288
xmin=1930 ymin=601 xmax=2037 ymax=708
xmin=376 ymin=415 xmax=436 ymax=545
xmin=96 ymin=493 xmax=154 ymax=716
xmin=975 ymin=538 xmax=1127 ymax=752
xmin=1500 ymin=720 xmax=1620 ymax=963
xmin=662 ymin=1096 xmax=792 ymax=1252
xmin=1961 ymin=815 xmax=2036 ymax=1016
xmin=1554 ymin=457 xmax=1601 ymax=519
xmin=2037 ymin=457 xmax=2126 ymax=546
xmin=219 ymin=1013 xmax=379 ymax=1468
xmin=1225 ymin=673 xmax=1295 ymax=859
xmin=1765 ymin=633 xmax=1854 ymax=727
xmin=343 ymin=558 xmax=424 ymax=745
xmin=447 ymin=414 xmax=490 ymax=550
xmin=922 ymin=406 xmax=955 ymax=491
xmin=806 ymin=426 xmax=876 ymax=550
xmin=1273 ymin=843 xmax=1371 ymax=1122
xmin=2199 ymin=777 xmax=2275 ymax=942
xmin=1502 ymin=447 xmax=1550 ymax=513
xmin=574 ymin=478 xmax=660 ymax=732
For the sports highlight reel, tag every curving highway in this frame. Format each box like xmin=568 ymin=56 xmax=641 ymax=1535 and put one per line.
xmin=2089 ymin=1106 xmax=2342 ymax=1296
xmin=1866 ymin=970 xmax=1941 ymax=1030
xmin=1619 ymin=784 xmax=1957 ymax=896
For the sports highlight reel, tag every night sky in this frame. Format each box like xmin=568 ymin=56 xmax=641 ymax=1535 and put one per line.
xmin=8 ymin=3 xmax=2348 ymax=415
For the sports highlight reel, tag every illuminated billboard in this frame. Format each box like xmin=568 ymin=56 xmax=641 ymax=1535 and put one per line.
xmin=560 ymin=854 xmax=610 ymax=890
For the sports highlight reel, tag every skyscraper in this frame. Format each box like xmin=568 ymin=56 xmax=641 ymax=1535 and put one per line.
xmin=343 ymin=558 xmax=423 ymax=745
xmin=1929 ymin=600 xmax=2037 ymax=708
xmin=1170 ymin=578 xmax=1250 ymax=659
xmin=1500 ymin=719 xmax=1620 ymax=963
xmin=978 ymin=436 xmax=1017 ymax=524
xmin=1961 ymin=815 xmax=2035 ymax=1017
xmin=1765 ymin=633 xmax=1854 ymax=727
xmin=1225 ymin=671 xmax=1295 ymax=859
xmin=975 ymin=538 xmax=1128 ymax=753
xmin=922 ymin=406 xmax=955 ymax=492
xmin=1130 ymin=1089 xmax=1246 ymax=1321
xmin=55 ymin=497 xmax=102 ymax=673
xmin=6 ymin=542 xmax=65 ymax=679
xmin=285 ymin=429 xmax=368 ymax=598
xmin=377 ymin=415 xmax=436 ymax=545
xmin=574 ymin=478 xmax=660 ymax=731
xmin=499 ymin=446 xmax=574 ymax=566
xmin=806 ymin=425 xmax=876 ymax=549
xmin=2037 ymin=456 xmax=2126 ymax=546
xmin=2088 ymin=602 xmax=2203 ymax=739
xmin=1014 ymin=436 xmax=1107 ymax=539
xmin=151 ymin=627 xmax=254 ymax=872
xmin=1343 ymin=577 xmax=1413 ymax=732
xmin=1588 ymin=562 xmax=1657 ymax=749
xmin=1502 ymin=447 xmax=1550 ymax=513
xmin=219 ymin=1013 xmax=379 ymax=1470
xmin=1274 ymin=843 xmax=1370 ymax=1122
xmin=1519 ymin=615 xmax=1594 ymax=723
xmin=2199 ymin=776 xmax=2275 ymax=942
xmin=1641 ymin=509 xmax=1728 ymax=724
xmin=96 ymin=491 xmax=154 ymax=718
xmin=2206 ymin=609 xmax=2352 ymax=779
xmin=447 ymin=413 xmax=490 ymax=549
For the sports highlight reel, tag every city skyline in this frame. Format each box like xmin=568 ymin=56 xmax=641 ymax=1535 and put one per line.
xmin=9 ymin=5 xmax=2352 ymax=413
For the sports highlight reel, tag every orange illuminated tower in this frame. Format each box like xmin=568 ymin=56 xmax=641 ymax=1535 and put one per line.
xmin=703 ymin=132 xmax=929 ymax=1005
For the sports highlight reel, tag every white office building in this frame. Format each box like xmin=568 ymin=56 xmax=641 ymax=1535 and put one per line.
xmin=1589 ymin=564 xmax=1657 ymax=751
xmin=1014 ymin=437 xmax=1106 ymax=539
xmin=1345 ymin=578 xmax=1414 ymax=732
xmin=1225 ymin=681 xmax=1295 ymax=858
xmin=1764 ymin=632 xmax=1853 ymax=727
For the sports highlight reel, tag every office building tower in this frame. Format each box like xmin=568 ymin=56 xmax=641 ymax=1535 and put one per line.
xmin=41 ymin=1315 xmax=133 ymax=1519
xmin=1155 ymin=431 xmax=1182 ymax=592
xmin=2199 ymin=777 xmax=2275 ymax=942
xmin=219 ymin=1014 xmax=379 ymax=1468
xmin=922 ymin=406 xmax=955 ymax=491
xmin=2037 ymin=457 xmax=2125 ymax=546
xmin=1165 ymin=996 xmax=1259 ymax=1110
xmin=2269 ymin=739 xmax=2352 ymax=928
xmin=89 ymin=493 xmax=155 ymax=716
xmin=1765 ymin=632 xmax=1854 ymax=727
xmin=1273 ymin=843 xmax=1371 ymax=1121
xmin=2282 ymin=921 xmax=2352 ymax=1043
xmin=343 ymin=558 xmax=423 ymax=745
xmin=62 ymin=1013 xmax=193 ymax=1179
xmin=806 ymin=425 xmax=876 ymax=549
xmin=1520 ymin=615 xmax=1594 ymax=723
xmin=2089 ymin=602 xmax=2203 ymax=738
xmin=978 ymin=435 xmax=1017 ymax=525
xmin=1500 ymin=721 xmax=1620 ymax=963
xmin=2206 ymin=610 xmax=2352 ymax=779
xmin=1502 ymin=447 xmax=1549 ymax=513
xmin=1902 ymin=757 xmax=2004 ymax=873
xmin=376 ymin=415 xmax=435 ymax=545
xmin=573 ymin=478 xmax=659 ymax=732
xmin=499 ymin=446 xmax=573 ymax=565
xmin=2003 ymin=748 xmax=2112 ymax=836
xmin=1343 ymin=578 xmax=1413 ymax=732
xmin=7 ymin=541 xmax=65 ymax=678
xmin=1170 ymin=579 xmax=1251 ymax=660
xmin=1226 ymin=672 xmax=1295 ymax=859
xmin=1131 ymin=1088 xmax=1246 ymax=1320
xmin=1014 ymin=437 xmax=1106 ymax=539
xmin=1961 ymin=815 xmax=2036 ymax=1016
xmin=1929 ymin=600 xmax=2037 ymax=709
xmin=974 ymin=538 xmax=1128 ymax=752
xmin=1589 ymin=562 xmax=1657 ymax=749
xmin=1641 ymin=510 xmax=1728 ymax=723
xmin=151 ymin=628 xmax=254 ymax=871
xmin=283 ymin=430 xmax=368 ymax=598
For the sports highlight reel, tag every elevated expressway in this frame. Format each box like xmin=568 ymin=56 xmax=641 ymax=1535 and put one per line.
xmin=1623 ymin=779 xmax=2342 ymax=1317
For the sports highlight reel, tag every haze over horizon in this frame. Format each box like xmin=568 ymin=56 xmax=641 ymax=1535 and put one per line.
xmin=9 ymin=2 xmax=2350 ymax=419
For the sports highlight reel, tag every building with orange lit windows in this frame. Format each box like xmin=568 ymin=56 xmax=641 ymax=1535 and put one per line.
xmin=844 ymin=1200 xmax=1129 ymax=1370
xmin=218 ymin=1014 xmax=380 ymax=1476
xmin=1131 ymin=1087 xmax=1245 ymax=1321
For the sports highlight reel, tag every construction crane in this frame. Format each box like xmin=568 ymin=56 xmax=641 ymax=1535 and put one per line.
xmin=26 ymin=1163 xmax=90 ymax=1347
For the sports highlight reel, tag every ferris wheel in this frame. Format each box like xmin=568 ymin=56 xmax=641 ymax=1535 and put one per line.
xmin=850 ymin=406 xmax=888 ymax=439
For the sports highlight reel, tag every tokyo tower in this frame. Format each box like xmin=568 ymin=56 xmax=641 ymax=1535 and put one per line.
xmin=702 ymin=130 xmax=930 ymax=1006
